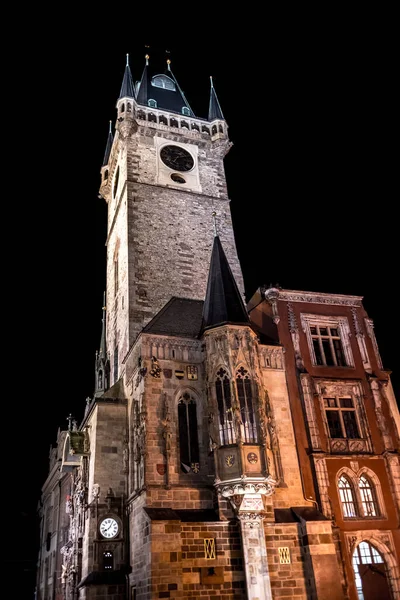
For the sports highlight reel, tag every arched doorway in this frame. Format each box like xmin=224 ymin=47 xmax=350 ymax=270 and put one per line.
xmin=352 ymin=541 xmax=392 ymax=600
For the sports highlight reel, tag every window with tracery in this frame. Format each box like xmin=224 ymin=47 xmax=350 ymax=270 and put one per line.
xmin=178 ymin=393 xmax=199 ymax=473
xmin=352 ymin=541 xmax=384 ymax=599
xmin=338 ymin=475 xmax=357 ymax=517
xmin=359 ymin=475 xmax=379 ymax=517
xmin=236 ymin=367 xmax=258 ymax=443
xmin=215 ymin=368 xmax=235 ymax=445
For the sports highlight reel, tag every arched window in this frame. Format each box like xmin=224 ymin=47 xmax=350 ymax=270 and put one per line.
xmin=236 ymin=367 xmax=257 ymax=443
xmin=178 ymin=393 xmax=199 ymax=473
xmin=148 ymin=112 xmax=157 ymax=123
xmin=127 ymin=102 xmax=132 ymax=112
xmin=202 ymin=125 xmax=210 ymax=135
xmin=338 ymin=475 xmax=357 ymax=517
xmin=120 ymin=103 xmax=125 ymax=113
xmin=352 ymin=542 xmax=385 ymax=599
xmin=181 ymin=120 xmax=189 ymax=129
xmin=182 ymin=106 xmax=190 ymax=116
xmin=159 ymin=115 xmax=168 ymax=125
xmin=170 ymin=117 xmax=178 ymax=128
xmin=152 ymin=75 xmax=176 ymax=90
xmin=191 ymin=123 xmax=199 ymax=132
xmin=137 ymin=110 xmax=146 ymax=120
xmin=359 ymin=475 xmax=379 ymax=517
xmin=215 ymin=368 xmax=235 ymax=445
xmin=212 ymin=125 xmax=217 ymax=135
xmin=219 ymin=124 xmax=224 ymax=133
xmin=98 ymin=370 xmax=103 ymax=389
xmin=103 ymin=551 xmax=113 ymax=570
xmin=148 ymin=99 xmax=157 ymax=108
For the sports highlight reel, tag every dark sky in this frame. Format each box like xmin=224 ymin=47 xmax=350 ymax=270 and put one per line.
xmin=9 ymin=30 xmax=397 ymax=597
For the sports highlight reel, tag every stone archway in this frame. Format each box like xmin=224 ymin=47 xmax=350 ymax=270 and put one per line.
xmin=349 ymin=534 xmax=399 ymax=600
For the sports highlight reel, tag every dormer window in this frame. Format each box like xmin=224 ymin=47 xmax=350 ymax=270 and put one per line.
xmin=151 ymin=75 xmax=176 ymax=91
xmin=148 ymin=99 xmax=157 ymax=108
xmin=182 ymin=106 xmax=190 ymax=116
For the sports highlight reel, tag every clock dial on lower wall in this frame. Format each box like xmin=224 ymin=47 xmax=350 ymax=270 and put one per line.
xmin=99 ymin=517 xmax=119 ymax=539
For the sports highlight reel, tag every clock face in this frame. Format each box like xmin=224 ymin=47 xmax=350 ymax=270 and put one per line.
xmin=99 ymin=517 xmax=119 ymax=539
xmin=160 ymin=145 xmax=194 ymax=172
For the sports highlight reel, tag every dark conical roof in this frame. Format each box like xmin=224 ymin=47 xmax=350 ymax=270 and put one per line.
xmin=208 ymin=77 xmax=225 ymax=121
xmin=119 ymin=54 xmax=135 ymax=99
xmin=102 ymin=121 xmax=114 ymax=166
xmin=201 ymin=236 xmax=249 ymax=332
xmin=136 ymin=56 xmax=194 ymax=116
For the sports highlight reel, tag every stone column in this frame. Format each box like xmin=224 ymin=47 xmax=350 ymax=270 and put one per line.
xmin=238 ymin=513 xmax=273 ymax=600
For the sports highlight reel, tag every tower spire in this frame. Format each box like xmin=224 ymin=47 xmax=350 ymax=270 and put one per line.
xmin=208 ymin=76 xmax=225 ymax=121
xmin=94 ymin=293 xmax=109 ymax=397
xmin=118 ymin=53 xmax=135 ymax=99
xmin=102 ymin=121 xmax=114 ymax=166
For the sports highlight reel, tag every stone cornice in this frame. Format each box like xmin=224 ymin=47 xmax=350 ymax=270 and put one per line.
xmin=277 ymin=289 xmax=363 ymax=307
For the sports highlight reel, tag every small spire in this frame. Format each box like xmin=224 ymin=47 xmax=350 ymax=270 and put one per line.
xmin=118 ymin=54 xmax=135 ymax=99
xmin=126 ymin=53 xmax=129 ymax=66
xmin=67 ymin=413 xmax=73 ymax=431
xmin=212 ymin=211 xmax=218 ymax=237
xmin=210 ymin=75 xmax=214 ymax=88
xmin=208 ymin=76 xmax=225 ymax=121
xmin=102 ymin=122 xmax=114 ymax=167
xmin=109 ymin=120 xmax=112 ymax=133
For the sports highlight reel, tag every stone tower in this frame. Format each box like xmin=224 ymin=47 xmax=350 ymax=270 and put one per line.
xmin=99 ymin=54 xmax=244 ymax=386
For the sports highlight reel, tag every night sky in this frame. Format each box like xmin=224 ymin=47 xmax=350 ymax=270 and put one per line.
xmin=9 ymin=31 xmax=397 ymax=597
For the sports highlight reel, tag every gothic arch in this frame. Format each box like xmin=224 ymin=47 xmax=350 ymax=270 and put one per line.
xmin=357 ymin=466 xmax=386 ymax=518
xmin=350 ymin=533 xmax=400 ymax=598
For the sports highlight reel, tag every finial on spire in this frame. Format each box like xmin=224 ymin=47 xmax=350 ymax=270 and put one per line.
xmin=102 ymin=290 xmax=106 ymax=311
xmin=109 ymin=120 xmax=112 ymax=133
xmin=126 ymin=53 xmax=129 ymax=66
xmin=210 ymin=76 xmax=214 ymax=88
xmin=67 ymin=413 xmax=73 ymax=431
xmin=212 ymin=211 xmax=218 ymax=237
xmin=145 ymin=54 xmax=149 ymax=65
xmin=167 ymin=58 xmax=171 ymax=71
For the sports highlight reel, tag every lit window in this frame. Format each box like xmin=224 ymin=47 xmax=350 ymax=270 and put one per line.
xmin=178 ymin=393 xmax=199 ymax=473
xmin=338 ymin=475 xmax=358 ymax=517
xmin=148 ymin=99 xmax=157 ymax=108
xmin=324 ymin=397 xmax=360 ymax=439
xmin=151 ymin=75 xmax=176 ymax=90
xmin=182 ymin=106 xmax=190 ymax=116
xmin=359 ymin=475 xmax=379 ymax=517
xmin=216 ymin=368 xmax=235 ymax=445
xmin=236 ymin=367 xmax=258 ymax=443
xmin=352 ymin=541 xmax=384 ymax=599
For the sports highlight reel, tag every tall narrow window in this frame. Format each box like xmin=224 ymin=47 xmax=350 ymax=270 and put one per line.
xmin=215 ymin=368 xmax=235 ymax=445
xmin=359 ymin=475 xmax=379 ymax=517
xmin=103 ymin=551 xmax=113 ymax=570
xmin=178 ymin=393 xmax=199 ymax=473
xmin=236 ymin=367 xmax=258 ymax=443
xmin=114 ymin=257 xmax=119 ymax=296
xmin=113 ymin=166 xmax=119 ymax=199
xmin=113 ymin=346 xmax=118 ymax=383
xmin=338 ymin=475 xmax=357 ymax=517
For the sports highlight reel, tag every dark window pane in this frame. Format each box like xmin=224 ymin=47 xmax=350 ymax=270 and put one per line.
xmin=342 ymin=411 xmax=360 ymax=438
xmin=244 ymin=379 xmax=254 ymax=423
xmin=330 ymin=328 xmax=338 ymax=336
xmin=223 ymin=377 xmax=232 ymax=415
xmin=310 ymin=326 xmax=317 ymax=334
xmin=326 ymin=410 xmax=343 ymax=438
xmin=325 ymin=398 xmax=337 ymax=408
xmin=340 ymin=398 xmax=353 ymax=408
xmin=178 ymin=401 xmax=190 ymax=464
xmin=322 ymin=339 xmax=334 ymax=365
xmin=237 ymin=378 xmax=246 ymax=416
xmin=216 ymin=380 xmax=225 ymax=426
xmin=313 ymin=339 xmax=323 ymax=365
xmin=319 ymin=327 xmax=328 ymax=335
xmin=188 ymin=401 xmax=199 ymax=463
xmin=333 ymin=339 xmax=345 ymax=366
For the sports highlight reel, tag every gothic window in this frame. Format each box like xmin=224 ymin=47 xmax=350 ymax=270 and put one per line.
xmin=113 ymin=166 xmax=119 ymax=199
xmin=148 ymin=112 xmax=157 ymax=123
xmin=182 ymin=107 xmax=190 ymax=116
xmin=178 ymin=393 xmax=199 ymax=473
xmin=159 ymin=115 xmax=168 ymax=125
xmin=212 ymin=125 xmax=217 ymax=135
xmin=324 ymin=397 xmax=361 ymax=439
xmin=219 ymin=124 xmax=224 ymax=133
xmin=170 ymin=117 xmax=178 ymax=128
xmin=98 ymin=370 xmax=103 ymax=389
xmin=148 ymin=99 xmax=157 ymax=108
xmin=137 ymin=110 xmax=146 ymax=120
xmin=191 ymin=123 xmax=199 ymax=132
xmin=301 ymin=314 xmax=354 ymax=367
xmin=352 ymin=542 xmax=385 ymax=599
xmin=359 ymin=475 xmax=379 ymax=517
xmin=236 ymin=367 xmax=258 ymax=443
xmin=127 ymin=102 xmax=132 ymax=112
xmin=338 ymin=475 xmax=358 ymax=517
xmin=120 ymin=103 xmax=125 ymax=112
xmin=216 ymin=368 xmax=236 ymax=445
xmin=202 ymin=125 xmax=210 ymax=134
xmin=151 ymin=75 xmax=176 ymax=90
xmin=103 ymin=551 xmax=113 ymax=570
xmin=181 ymin=120 xmax=189 ymax=129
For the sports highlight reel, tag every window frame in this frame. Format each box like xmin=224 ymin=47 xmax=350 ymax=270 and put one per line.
xmin=177 ymin=392 xmax=200 ymax=473
xmin=301 ymin=313 xmax=354 ymax=368
xmin=337 ymin=468 xmax=384 ymax=520
xmin=324 ymin=395 xmax=361 ymax=440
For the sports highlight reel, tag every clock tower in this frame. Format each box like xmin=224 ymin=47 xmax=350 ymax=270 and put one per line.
xmin=99 ymin=54 xmax=244 ymax=385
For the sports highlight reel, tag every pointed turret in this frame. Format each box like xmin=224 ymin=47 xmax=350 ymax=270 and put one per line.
xmin=95 ymin=293 xmax=110 ymax=397
xmin=136 ymin=54 xmax=150 ymax=106
xmin=119 ymin=53 xmax=135 ymax=99
xmin=102 ymin=121 xmax=114 ymax=167
xmin=201 ymin=230 xmax=249 ymax=332
xmin=208 ymin=76 xmax=225 ymax=121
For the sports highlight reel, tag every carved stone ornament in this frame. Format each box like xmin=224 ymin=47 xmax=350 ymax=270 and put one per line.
xmin=92 ymin=484 xmax=100 ymax=500
xmin=219 ymin=477 xmax=276 ymax=498
xmin=150 ymin=356 xmax=161 ymax=378
xmin=247 ymin=452 xmax=258 ymax=464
